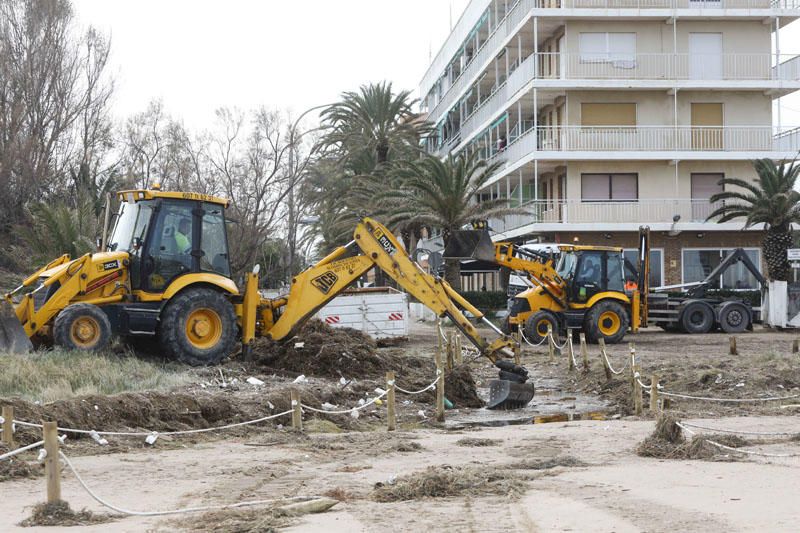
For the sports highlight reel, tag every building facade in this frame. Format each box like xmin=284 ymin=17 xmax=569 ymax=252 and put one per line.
xmin=420 ymin=0 xmax=800 ymax=289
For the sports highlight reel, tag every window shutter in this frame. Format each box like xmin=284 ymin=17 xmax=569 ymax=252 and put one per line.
xmin=581 ymin=103 xmax=636 ymax=126
xmin=581 ymin=174 xmax=610 ymax=201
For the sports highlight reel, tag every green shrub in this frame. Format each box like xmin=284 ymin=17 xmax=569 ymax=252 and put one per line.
xmin=459 ymin=291 xmax=507 ymax=312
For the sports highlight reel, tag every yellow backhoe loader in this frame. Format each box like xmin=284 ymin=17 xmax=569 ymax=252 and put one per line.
xmin=445 ymin=228 xmax=642 ymax=345
xmin=0 ymin=187 xmax=533 ymax=409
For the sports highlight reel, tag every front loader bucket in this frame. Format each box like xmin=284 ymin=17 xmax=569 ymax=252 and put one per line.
xmin=443 ymin=230 xmax=496 ymax=263
xmin=487 ymin=379 xmax=535 ymax=410
xmin=0 ymin=300 xmax=32 ymax=354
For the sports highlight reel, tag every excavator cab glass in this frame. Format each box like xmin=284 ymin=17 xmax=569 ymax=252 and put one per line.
xmin=567 ymin=250 xmax=626 ymax=302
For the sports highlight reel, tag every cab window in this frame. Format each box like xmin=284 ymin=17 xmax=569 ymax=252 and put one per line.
xmin=200 ymin=202 xmax=230 ymax=277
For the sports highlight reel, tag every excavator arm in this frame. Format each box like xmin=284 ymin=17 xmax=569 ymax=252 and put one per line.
xmin=244 ymin=217 xmax=533 ymax=409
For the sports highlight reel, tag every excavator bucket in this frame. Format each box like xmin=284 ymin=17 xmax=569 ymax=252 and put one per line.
xmin=487 ymin=379 xmax=535 ymax=410
xmin=0 ymin=300 xmax=32 ymax=354
xmin=443 ymin=230 xmax=496 ymax=263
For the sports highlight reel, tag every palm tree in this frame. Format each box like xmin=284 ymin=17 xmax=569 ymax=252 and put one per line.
xmin=320 ymin=81 xmax=429 ymax=168
xmin=706 ymin=158 xmax=800 ymax=281
xmin=387 ymin=151 xmax=526 ymax=290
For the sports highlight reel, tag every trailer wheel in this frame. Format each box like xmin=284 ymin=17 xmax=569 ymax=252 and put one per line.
xmin=54 ymin=303 xmax=112 ymax=351
xmin=523 ymin=310 xmax=559 ymax=343
xmin=585 ymin=300 xmax=629 ymax=344
xmin=718 ymin=302 xmax=749 ymax=333
xmin=680 ymin=301 xmax=714 ymax=334
xmin=159 ymin=287 xmax=237 ymax=366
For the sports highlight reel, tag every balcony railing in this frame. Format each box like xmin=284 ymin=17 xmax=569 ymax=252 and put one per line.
xmin=486 ymin=125 xmax=800 ymax=164
xmin=489 ymin=199 xmax=724 ymax=233
xmin=536 ymin=0 xmax=800 ymax=8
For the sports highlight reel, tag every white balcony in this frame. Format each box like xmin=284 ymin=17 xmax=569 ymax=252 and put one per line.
xmin=486 ymin=125 xmax=800 ymax=166
xmin=537 ymin=0 xmax=799 ymax=9
xmin=490 ymin=198 xmax=736 ymax=234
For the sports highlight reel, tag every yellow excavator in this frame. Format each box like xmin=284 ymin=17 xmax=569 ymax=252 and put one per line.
xmin=445 ymin=227 xmax=642 ymax=345
xmin=0 ymin=187 xmax=533 ymax=409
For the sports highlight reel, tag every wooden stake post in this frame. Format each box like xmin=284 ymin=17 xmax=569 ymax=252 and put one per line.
xmin=793 ymin=339 xmax=799 ymax=354
xmin=579 ymin=333 xmax=589 ymax=372
xmin=290 ymin=389 xmax=302 ymax=431
xmin=454 ymin=334 xmax=463 ymax=365
xmin=633 ymin=364 xmax=643 ymax=416
xmin=42 ymin=421 xmax=61 ymax=503
xmin=435 ymin=344 xmax=445 ymax=422
xmin=649 ymin=373 xmax=660 ymax=413
xmin=547 ymin=325 xmax=555 ymax=361
xmin=599 ymin=338 xmax=612 ymax=380
xmin=512 ymin=330 xmax=521 ymax=365
xmin=2 ymin=406 xmax=15 ymax=449
xmin=729 ymin=336 xmax=737 ymax=356
xmin=446 ymin=331 xmax=455 ymax=370
xmin=386 ymin=371 xmax=396 ymax=431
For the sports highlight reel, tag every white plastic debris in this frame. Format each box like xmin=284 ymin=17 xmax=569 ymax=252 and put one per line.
xmin=293 ymin=374 xmax=307 ymax=384
xmin=357 ymin=398 xmax=366 ymax=406
xmin=267 ymin=401 xmax=275 ymax=410
xmin=246 ymin=377 xmax=265 ymax=386
xmin=387 ymin=474 xmax=397 ymax=485
xmin=321 ymin=402 xmax=337 ymax=411
xmin=402 ymin=400 xmax=411 ymax=406
xmin=735 ymin=382 xmax=745 ymax=388
xmin=145 ymin=432 xmax=159 ymax=445
xmin=37 ymin=449 xmax=47 ymax=462
xmin=374 ymin=387 xmax=386 ymax=395
xmin=89 ymin=430 xmax=109 ymax=446
xmin=94 ymin=405 xmax=99 ymax=411
xmin=350 ymin=408 xmax=360 ymax=419
xmin=58 ymin=434 xmax=67 ymax=444
xmin=339 ymin=377 xmax=348 ymax=386
xmin=416 ymin=410 xmax=426 ymax=418
xmin=294 ymin=342 xmax=305 ymax=349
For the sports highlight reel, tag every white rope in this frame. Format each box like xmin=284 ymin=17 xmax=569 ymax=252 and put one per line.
xmin=13 ymin=410 xmax=293 ymax=438
xmin=567 ymin=337 xmax=579 ymax=369
xmin=636 ymin=375 xmax=652 ymax=390
xmin=301 ymin=390 xmax=388 ymax=414
xmin=395 ymin=375 xmax=441 ymax=395
xmin=659 ymin=391 xmax=800 ymax=403
xmin=548 ymin=331 xmax=569 ymax=350
xmin=59 ymin=450 xmax=321 ymax=516
xmin=0 ymin=440 xmax=44 ymax=461
xmin=680 ymin=421 xmax=800 ymax=437
xmin=601 ymin=347 xmax=628 ymax=375
xmin=519 ymin=327 xmax=546 ymax=347
xmin=676 ymin=423 xmax=800 ymax=459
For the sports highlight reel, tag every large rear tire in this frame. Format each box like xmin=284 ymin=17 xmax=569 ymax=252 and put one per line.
xmin=54 ymin=303 xmax=112 ymax=352
xmin=523 ymin=310 xmax=559 ymax=344
xmin=159 ymin=288 xmax=237 ymax=366
xmin=584 ymin=300 xmax=629 ymax=344
xmin=680 ymin=301 xmax=714 ymax=334
xmin=718 ymin=302 xmax=749 ymax=334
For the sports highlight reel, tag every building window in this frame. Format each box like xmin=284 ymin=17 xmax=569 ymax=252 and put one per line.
xmin=579 ymin=32 xmax=636 ymax=64
xmin=623 ymin=249 xmax=664 ymax=288
xmin=581 ymin=103 xmax=636 ymax=127
xmin=682 ymin=248 xmax=761 ymax=290
xmin=581 ymin=173 xmax=638 ymax=202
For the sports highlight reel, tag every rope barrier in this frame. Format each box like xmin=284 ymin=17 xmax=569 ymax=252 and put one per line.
xmin=568 ymin=338 xmax=579 ymax=369
xmin=601 ymin=347 xmax=628 ymax=375
xmin=59 ymin=450 xmax=321 ymax=516
xmin=658 ymin=391 xmax=800 ymax=403
xmin=395 ymin=375 xmax=442 ymax=395
xmin=519 ymin=327 xmax=547 ymax=347
xmin=549 ymin=332 xmax=569 ymax=350
xmin=679 ymin=421 xmax=800 ymax=437
xmin=676 ymin=422 xmax=800 ymax=459
xmin=0 ymin=440 xmax=44 ymax=461
xmin=301 ymin=391 xmax=388 ymax=415
xmin=13 ymin=410 xmax=294 ymax=438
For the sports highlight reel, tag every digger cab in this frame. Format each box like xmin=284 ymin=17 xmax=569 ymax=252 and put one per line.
xmin=109 ymin=190 xmax=232 ymax=293
xmin=555 ymin=246 xmax=626 ymax=305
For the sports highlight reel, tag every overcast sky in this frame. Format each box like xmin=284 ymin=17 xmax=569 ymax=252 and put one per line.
xmin=73 ymin=0 xmax=471 ymax=128
xmin=74 ymin=0 xmax=799 ymax=129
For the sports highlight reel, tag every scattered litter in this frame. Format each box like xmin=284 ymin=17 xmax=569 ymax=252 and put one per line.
xmin=374 ymin=387 xmax=386 ymax=395
xmin=246 ymin=377 xmax=265 ymax=386
xmin=339 ymin=377 xmax=348 ymax=386
xmin=36 ymin=449 xmax=46 ymax=462
xmin=294 ymin=342 xmax=305 ymax=349
xmin=417 ymin=410 xmax=426 ymax=418
xmin=89 ymin=430 xmax=108 ymax=446
xmin=350 ymin=409 xmax=360 ymax=419
xmin=358 ymin=399 xmax=366 ymax=406
xmin=321 ymin=402 xmax=337 ymax=411
xmin=145 ymin=432 xmax=159 ymax=445
xmin=735 ymin=382 xmax=745 ymax=388
xmin=292 ymin=374 xmax=307 ymax=384
xmin=375 ymin=399 xmax=383 ymax=406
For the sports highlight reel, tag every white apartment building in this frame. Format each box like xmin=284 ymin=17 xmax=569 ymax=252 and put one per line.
xmin=420 ymin=0 xmax=800 ymax=289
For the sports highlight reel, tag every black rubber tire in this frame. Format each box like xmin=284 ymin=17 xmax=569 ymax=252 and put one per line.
xmin=53 ymin=303 xmax=112 ymax=351
xmin=718 ymin=302 xmax=749 ymax=334
xmin=584 ymin=300 xmax=629 ymax=345
xmin=159 ymin=288 xmax=237 ymax=366
xmin=680 ymin=302 xmax=715 ymax=334
xmin=523 ymin=310 xmax=559 ymax=343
